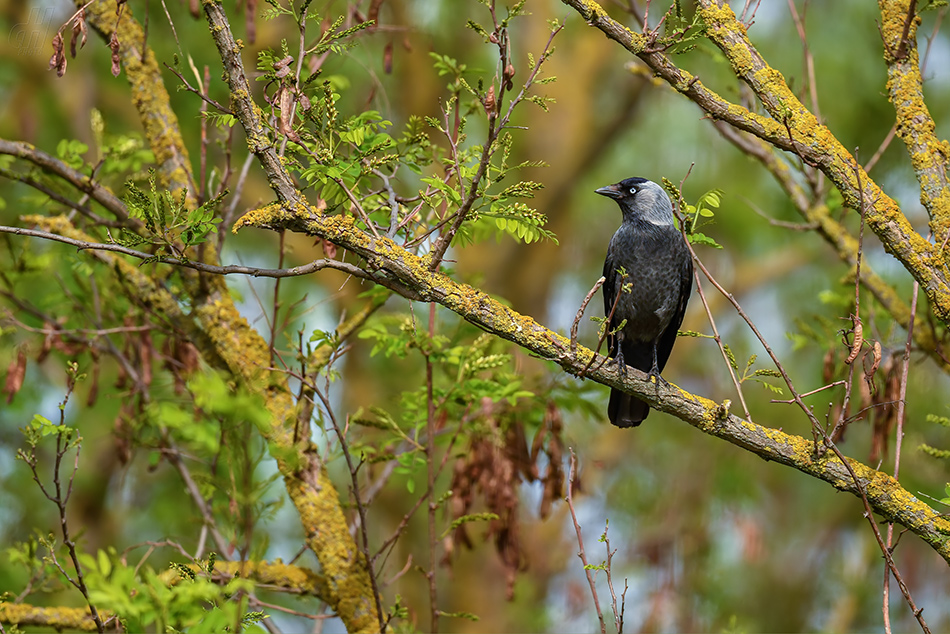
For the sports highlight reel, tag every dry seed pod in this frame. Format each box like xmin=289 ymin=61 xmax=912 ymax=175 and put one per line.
xmin=863 ymin=340 xmax=882 ymax=391
xmin=845 ymin=318 xmax=863 ymax=364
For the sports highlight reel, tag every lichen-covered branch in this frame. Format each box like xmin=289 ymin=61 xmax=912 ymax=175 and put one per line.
xmin=201 ymin=0 xmax=302 ymax=207
xmin=693 ymin=2 xmax=948 ymax=313
xmin=235 ymin=202 xmax=950 ymax=565
xmin=17 ymin=213 xmax=378 ymax=632
xmin=698 ymin=0 xmax=950 ymax=329
xmin=0 ymin=139 xmax=131 ymax=224
xmin=879 ymin=0 xmax=950 ymax=240
xmin=44 ymin=3 xmax=382 ymax=628
xmin=560 ymin=0 xmax=950 ymax=326
xmin=0 ymin=560 xmax=331 ymax=632
xmin=196 ymin=2 xmax=381 ymax=631
xmin=711 ymin=122 xmax=946 ymax=369
xmin=82 ymin=0 xmax=198 ymax=209
xmin=158 ymin=560 xmax=331 ymax=600
xmin=204 ymin=0 xmax=950 ymax=566
xmin=0 ymin=603 xmax=103 ymax=632
xmin=627 ymin=62 xmax=945 ymax=368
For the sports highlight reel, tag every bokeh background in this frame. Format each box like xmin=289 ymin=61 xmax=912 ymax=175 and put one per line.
xmin=1 ymin=0 xmax=949 ymax=631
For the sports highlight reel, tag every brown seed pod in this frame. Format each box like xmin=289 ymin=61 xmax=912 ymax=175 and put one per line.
xmin=109 ymin=32 xmax=121 ymax=77
xmin=863 ymin=340 xmax=882 ymax=391
xmin=845 ymin=317 xmax=863 ymax=364
xmin=484 ymin=84 xmax=496 ymax=113
xmin=49 ymin=32 xmax=66 ymax=77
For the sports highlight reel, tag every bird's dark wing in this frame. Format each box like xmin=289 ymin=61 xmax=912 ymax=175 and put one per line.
xmin=604 ymin=252 xmax=651 ymax=426
xmin=654 ymin=244 xmax=693 ymax=373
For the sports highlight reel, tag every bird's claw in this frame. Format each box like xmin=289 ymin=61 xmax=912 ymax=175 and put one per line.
xmin=615 ymin=351 xmax=627 ymax=378
xmin=649 ymin=362 xmax=670 ymax=393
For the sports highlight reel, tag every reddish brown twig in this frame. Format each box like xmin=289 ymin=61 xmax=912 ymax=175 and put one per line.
xmin=566 ymin=449 xmax=606 ymax=634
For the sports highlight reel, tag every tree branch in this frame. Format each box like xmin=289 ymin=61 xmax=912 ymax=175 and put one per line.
xmin=198 ymin=2 xmax=382 ymax=631
xmin=879 ymin=0 xmax=950 ymax=240
xmin=0 ymin=603 xmax=103 ymax=632
xmin=709 ymin=122 xmax=947 ymax=371
xmin=559 ymin=0 xmax=950 ymax=326
xmin=81 ymin=0 xmax=198 ymax=207
xmin=0 ymin=139 xmax=132 ymax=224
xmin=234 ymin=200 xmax=950 ymax=566
xmin=0 ymin=560 xmax=332 ymax=632
xmin=0 ymin=222 xmax=386 ymax=285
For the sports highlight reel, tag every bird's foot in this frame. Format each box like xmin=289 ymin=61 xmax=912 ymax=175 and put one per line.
xmin=615 ymin=350 xmax=627 ymax=378
xmin=648 ymin=362 xmax=670 ymax=394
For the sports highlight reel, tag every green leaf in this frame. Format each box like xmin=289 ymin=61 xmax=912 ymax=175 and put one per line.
xmin=919 ymin=444 xmax=950 ymax=460
xmin=97 ymin=550 xmax=113 ymax=577
xmin=688 ymin=232 xmax=722 ymax=249
xmin=722 ymin=344 xmax=738 ymax=371
xmin=926 ymin=414 xmax=950 ymax=428
xmin=440 ymin=610 xmax=481 ymax=622
xmin=31 ymin=414 xmax=53 ymax=429
xmin=444 ymin=512 xmax=499 ymax=537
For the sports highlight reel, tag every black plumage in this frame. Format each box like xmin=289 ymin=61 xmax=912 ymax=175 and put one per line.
xmin=597 ymin=177 xmax=693 ymax=427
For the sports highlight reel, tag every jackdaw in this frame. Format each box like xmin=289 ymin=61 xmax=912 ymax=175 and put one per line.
xmin=597 ymin=177 xmax=693 ymax=427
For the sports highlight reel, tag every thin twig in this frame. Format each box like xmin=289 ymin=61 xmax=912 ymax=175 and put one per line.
xmin=580 ymin=268 xmax=632 ymax=380
xmin=425 ymin=302 xmax=440 ymax=634
xmin=743 ymin=195 xmax=818 ymax=231
xmin=0 ymin=224 xmax=377 ymax=281
xmin=741 ymin=0 xmax=764 ymax=26
xmin=679 ymin=174 xmax=929 ymax=630
xmin=825 ymin=438 xmax=930 ymax=634
xmin=375 ymin=168 xmax=403 ymax=239
xmin=893 ymin=0 xmax=919 ymax=61
xmin=160 ymin=436 xmax=241 ymax=560
xmin=689 ymin=262 xmax=752 ymax=421
xmin=689 ymin=242 xmax=822 ymax=431
xmin=164 ymin=63 xmax=233 ymax=115
xmin=829 ymin=158 xmax=870 ymax=441
xmin=884 ymin=278 xmax=919 ymax=632
xmin=370 ymin=419 xmax=465 ymax=570
xmin=426 ymin=21 xmax=564 ymax=270
xmin=333 ymin=176 xmax=382 ymax=239
xmin=268 ymin=231 xmax=286 ymax=364
xmin=671 ymin=171 xmax=752 ymax=421
xmin=311 ymin=390 xmax=385 ymax=633
xmin=892 ymin=279 xmax=917 ymax=487
xmin=566 ymin=449 xmax=606 ymax=634
xmin=603 ymin=521 xmax=624 ymax=633
xmin=572 ymin=277 xmax=605 ymax=354
xmin=770 ymin=380 xmax=846 ymax=403
xmin=0 ymin=139 xmax=131 ymax=222
xmin=0 ymin=167 xmax=130 ymax=229
xmin=24 ymin=378 xmax=105 ymax=632
xmin=786 ymin=0 xmax=824 ymax=194
xmin=222 ymin=152 xmax=255 ymax=228
xmin=864 ymin=124 xmax=897 ymax=174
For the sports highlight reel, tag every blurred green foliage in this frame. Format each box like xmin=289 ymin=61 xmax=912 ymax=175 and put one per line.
xmin=0 ymin=0 xmax=949 ymax=632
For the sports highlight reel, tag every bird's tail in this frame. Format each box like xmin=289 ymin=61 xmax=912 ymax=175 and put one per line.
xmin=608 ymin=388 xmax=650 ymax=427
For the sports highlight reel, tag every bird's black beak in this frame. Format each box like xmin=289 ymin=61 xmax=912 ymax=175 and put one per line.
xmin=595 ymin=183 xmax=622 ymax=199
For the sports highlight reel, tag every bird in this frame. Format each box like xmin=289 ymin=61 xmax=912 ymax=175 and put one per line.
xmin=597 ymin=177 xmax=693 ymax=427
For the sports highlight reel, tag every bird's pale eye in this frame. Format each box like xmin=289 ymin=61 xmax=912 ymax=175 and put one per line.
xmin=628 ymin=187 xmax=638 ymax=195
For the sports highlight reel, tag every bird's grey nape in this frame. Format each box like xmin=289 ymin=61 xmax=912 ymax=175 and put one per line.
xmin=634 ymin=181 xmax=675 ymax=227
